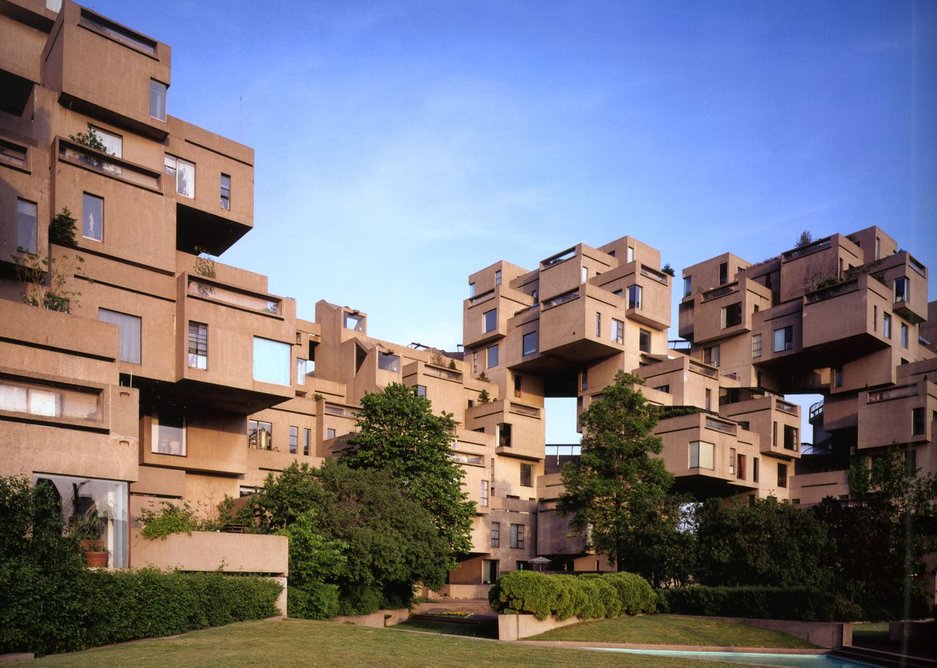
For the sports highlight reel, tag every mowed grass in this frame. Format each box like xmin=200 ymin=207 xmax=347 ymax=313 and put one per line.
xmin=531 ymin=614 xmax=816 ymax=648
xmin=25 ymin=618 xmax=741 ymax=667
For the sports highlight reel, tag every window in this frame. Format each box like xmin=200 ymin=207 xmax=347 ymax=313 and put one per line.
xmin=187 ymin=322 xmax=207 ymax=369
xmin=639 ymin=329 xmax=651 ymax=353
xmin=483 ymin=309 xmax=497 ymax=333
xmin=0 ymin=139 xmax=27 ymax=169
xmin=90 ymin=126 xmax=122 ymax=157
xmin=289 ymin=426 xmax=298 ymax=454
xmin=164 ymin=154 xmax=195 ymax=198
xmin=252 ymin=337 xmax=290 ymax=385
xmin=655 ymin=384 xmax=670 ymax=393
xmin=772 ymin=420 xmax=778 ymax=446
xmin=784 ymin=425 xmax=798 ymax=451
xmin=468 ymin=282 xmax=476 ymax=297
xmin=834 ymin=366 xmax=844 ymax=388
xmin=689 ymin=441 xmax=715 ymax=469
xmin=628 ymin=284 xmax=642 ymax=309
xmin=595 ymin=312 xmax=601 ymax=337
xmin=728 ymin=448 xmax=736 ymax=475
xmin=581 ymin=367 xmax=588 ymax=391
xmin=873 ymin=305 xmax=878 ymax=332
xmin=495 ymin=269 xmax=502 ymax=286
xmin=581 ymin=265 xmax=589 ymax=283
xmin=522 ymin=331 xmax=537 ymax=356
xmin=509 ymin=523 xmax=525 ymax=549
xmin=16 ymin=198 xmax=37 ymax=254
xmin=149 ymin=79 xmax=167 ymax=120
xmin=704 ymin=345 xmax=720 ymax=367
xmin=296 ymin=358 xmax=311 ymax=380
xmin=753 ymin=457 xmax=760 ymax=483
xmin=498 ymin=423 xmax=512 ymax=448
xmin=881 ymin=311 xmax=893 ymax=339
xmin=98 ymin=309 xmax=141 ymax=364
xmin=472 ymin=352 xmax=478 ymax=373
xmin=894 ymin=277 xmax=910 ymax=303
xmin=490 ymin=520 xmax=499 ymax=547
xmin=220 ymin=173 xmax=231 ymax=210
xmin=683 ymin=276 xmax=692 ymax=298
xmin=777 ymin=463 xmax=788 ymax=488
xmin=900 ymin=323 xmax=909 ymax=348
xmin=0 ymin=378 xmax=101 ymax=420
xmin=719 ymin=261 xmax=728 ymax=285
xmin=414 ymin=384 xmax=427 ymax=398
xmin=721 ymin=302 xmax=742 ymax=328
xmin=80 ymin=9 xmax=156 ymax=55
xmin=82 ymin=193 xmax=104 ymax=241
xmin=627 ymin=245 xmax=635 ymax=262
xmin=773 ymin=325 xmax=793 ymax=352
xmin=520 ymin=463 xmax=532 ymax=487
xmin=737 ymin=454 xmax=746 ymax=480
xmin=912 ymin=407 xmax=925 ymax=436
xmin=611 ymin=318 xmax=624 ymax=344
xmin=705 ymin=388 xmax=712 ymax=411
xmin=479 ymin=480 xmax=490 ymax=508
xmin=248 ymin=419 xmax=273 ymax=450
xmin=303 ymin=428 xmax=311 ymax=456
xmin=752 ymin=334 xmax=762 ymax=358
xmin=343 ymin=312 xmax=365 ymax=331
xmin=487 ymin=344 xmax=499 ymax=368
xmin=514 ymin=374 xmax=522 ymax=398
xmin=378 ymin=352 xmax=400 ymax=373
xmin=326 ymin=428 xmax=336 ymax=439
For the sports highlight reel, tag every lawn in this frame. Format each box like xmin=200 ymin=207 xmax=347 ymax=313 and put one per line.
xmin=530 ymin=615 xmax=816 ymax=648
xmin=24 ymin=618 xmax=741 ymax=667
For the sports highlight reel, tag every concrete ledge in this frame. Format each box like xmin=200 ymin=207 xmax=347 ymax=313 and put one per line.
xmin=707 ymin=616 xmax=852 ymax=649
xmin=498 ymin=613 xmax=582 ymax=641
xmin=330 ymin=608 xmax=410 ymax=628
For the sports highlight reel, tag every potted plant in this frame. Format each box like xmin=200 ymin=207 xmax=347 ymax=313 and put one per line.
xmin=68 ymin=506 xmax=109 ymax=568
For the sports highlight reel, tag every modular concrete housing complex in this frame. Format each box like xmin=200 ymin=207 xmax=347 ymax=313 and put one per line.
xmin=2 ymin=0 xmax=935 ymax=595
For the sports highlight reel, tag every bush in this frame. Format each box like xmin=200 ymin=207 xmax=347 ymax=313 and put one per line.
xmin=488 ymin=571 xmax=656 ymax=621
xmin=656 ymin=585 xmax=851 ymax=621
xmin=139 ymin=501 xmax=202 ymax=539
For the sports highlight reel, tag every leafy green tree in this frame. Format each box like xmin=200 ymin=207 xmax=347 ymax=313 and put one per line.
xmin=795 ymin=230 xmax=814 ymax=247
xmin=343 ymin=383 xmax=475 ymax=560
xmin=558 ymin=371 xmax=680 ymax=586
xmin=694 ymin=496 xmax=834 ymax=589
xmin=813 ymin=446 xmax=937 ymax=619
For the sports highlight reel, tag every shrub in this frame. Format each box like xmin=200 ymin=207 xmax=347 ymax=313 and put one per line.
xmin=488 ymin=570 xmax=656 ymax=621
xmin=139 ymin=501 xmax=202 ymax=539
xmin=656 ymin=585 xmax=848 ymax=621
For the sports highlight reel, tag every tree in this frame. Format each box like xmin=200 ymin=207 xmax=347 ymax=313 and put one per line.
xmin=558 ymin=371 xmax=680 ymax=586
xmin=795 ymin=230 xmax=814 ymax=248
xmin=694 ymin=496 xmax=834 ymax=589
xmin=813 ymin=446 xmax=937 ymax=619
xmin=343 ymin=383 xmax=475 ymax=560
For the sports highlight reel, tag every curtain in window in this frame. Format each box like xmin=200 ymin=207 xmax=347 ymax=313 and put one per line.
xmin=98 ymin=309 xmax=141 ymax=364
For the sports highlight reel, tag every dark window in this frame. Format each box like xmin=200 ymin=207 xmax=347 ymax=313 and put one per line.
xmin=753 ymin=457 xmax=760 ymax=482
xmin=289 ymin=426 xmax=298 ymax=454
xmin=248 ymin=419 xmax=273 ymax=450
xmin=520 ymin=463 xmax=532 ymax=487
xmin=220 ymin=173 xmax=231 ymax=210
xmin=303 ymin=428 xmax=311 ymax=456
xmin=912 ymin=407 xmax=925 ymax=436
xmin=784 ymin=425 xmax=798 ymax=451
xmin=722 ymin=302 xmax=742 ymax=328
xmin=719 ymin=261 xmax=728 ymax=285
xmin=490 ymin=521 xmax=500 ymax=548
xmin=483 ymin=309 xmax=497 ymax=333
xmin=639 ymin=329 xmax=651 ymax=353
xmin=773 ymin=325 xmax=793 ymax=352
xmin=522 ymin=331 xmax=537 ymax=356
xmin=498 ymin=423 xmax=512 ymax=448
xmin=509 ymin=523 xmax=525 ymax=549
xmin=778 ymin=463 xmax=788 ymax=488
xmin=514 ymin=374 xmax=522 ymax=398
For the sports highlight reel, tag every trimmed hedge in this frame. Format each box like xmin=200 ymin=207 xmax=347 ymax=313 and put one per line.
xmin=656 ymin=586 xmax=858 ymax=622
xmin=0 ymin=566 xmax=281 ymax=656
xmin=488 ymin=571 xmax=656 ymax=620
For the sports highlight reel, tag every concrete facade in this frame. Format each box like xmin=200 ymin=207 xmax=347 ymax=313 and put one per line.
xmin=1 ymin=0 xmax=935 ymax=592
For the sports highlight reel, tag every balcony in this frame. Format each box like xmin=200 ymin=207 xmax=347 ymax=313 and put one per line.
xmin=537 ymin=284 xmax=625 ymax=363
xmin=57 ymin=138 xmax=161 ymax=192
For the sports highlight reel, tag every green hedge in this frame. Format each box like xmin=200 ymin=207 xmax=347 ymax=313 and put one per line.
xmin=488 ymin=571 xmax=656 ymax=620
xmin=656 ymin=586 xmax=859 ymax=621
xmin=0 ymin=566 xmax=281 ymax=656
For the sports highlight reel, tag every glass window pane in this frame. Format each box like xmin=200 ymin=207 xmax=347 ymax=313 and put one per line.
xmin=82 ymin=193 xmax=104 ymax=241
xmin=253 ymin=337 xmax=290 ymax=385
xmin=150 ymin=79 xmax=167 ymax=120
xmin=98 ymin=308 xmax=141 ymax=364
xmin=16 ymin=199 xmax=37 ymax=254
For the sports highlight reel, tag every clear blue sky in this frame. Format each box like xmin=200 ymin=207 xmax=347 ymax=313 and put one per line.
xmin=88 ymin=0 xmax=937 ymax=442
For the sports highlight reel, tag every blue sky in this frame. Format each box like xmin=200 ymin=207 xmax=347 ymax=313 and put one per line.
xmin=87 ymin=0 xmax=937 ymax=442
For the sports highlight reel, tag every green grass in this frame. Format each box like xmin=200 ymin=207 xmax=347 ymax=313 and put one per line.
xmin=852 ymin=621 xmax=889 ymax=642
xmin=24 ymin=618 xmax=741 ymax=667
xmin=531 ymin=615 xmax=816 ymax=648
xmin=395 ymin=618 xmax=497 ymax=638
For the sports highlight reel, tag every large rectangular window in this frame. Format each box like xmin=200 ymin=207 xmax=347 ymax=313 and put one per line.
xmin=498 ymin=423 xmax=512 ymax=448
xmin=490 ymin=519 xmax=499 ymax=547
xmin=487 ymin=344 xmax=499 ymax=368
xmin=164 ymin=154 xmax=195 ymax=198
xmin=778 ymin=463 xmax=788 ymax=488
xmin=611 ymin=318 xmax=624 ymax=344
xmin=509 ymin=523 xmax=525 ymax=549
xmin=98 ymin=308 xmax=141 ymax=364
xmin=704 ymin=345 xmax=720 ymax=367
xmin=16 ymin=198 xmax=37 ymax=254
xmin=639 ymin=329 xmax=651 ymax=353
xmin=253 ymin=337 xmax=290 ymax=385
xmin=912 ymin=407 xmax=925 ymax=436
xmin=483 ymin=308 xmax=497 ymax=333
xmin=378 ymin=352 xmax=400 ymax=373
xmin=520 ymin=463 xmax=532 ymax=487
xmin=719 ymin=261 xmax=728 ymax=285
xmin=628 ymin=284 xmax=642 ymax=309
xmin=683 ymin=276 xmax=692 ymax=298
xmin=187 ymin=321 xmax=207 ymax=369
xmin=248 ymin=419 xmax=273 ymax=450
xmin=721 ymin=302 xmax=742 ymax=328
xmin=784 ymin=425 xmax=799 ymax=451
xmin=481 ymin=480 xmax=489 ymax=508
xmin=773 ymin=325 xmax=793 ymax=352
xmin=894 ymin=277 xmax=910 ymax=303
xmin=0 ymin=377 xmax=100 ymax=420
xmin=900 ymin=323 xmax=909 ymax=348
xmin=883 ymin=313 xmax=892 ymax=339
xmin=752 ymin=334 xmax=762 ymax=358
xmin=149 ymin=79 xmax=167 ymax=120
xmin=289 ymin=426 xmax=298 ymax=454
xmin=82 ymin=193 xmax=104 ymax=241
xmin=689 ymin=441 xmax=715 ymax=469
xmin=152 ymin=414 xmax=185 ymax=456
xmin=522 ymin=331 xmax=538 ymax=356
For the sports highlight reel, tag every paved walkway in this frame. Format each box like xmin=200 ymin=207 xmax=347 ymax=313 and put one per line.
xmin=412 ymin=598 xmax=497 ymax=620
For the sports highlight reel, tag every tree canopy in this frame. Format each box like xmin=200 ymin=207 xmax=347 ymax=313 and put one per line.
xmin=558 ymin=371 xmax=684 ymax=585
xmin=343 ymin=383 xmax=475 ymax=560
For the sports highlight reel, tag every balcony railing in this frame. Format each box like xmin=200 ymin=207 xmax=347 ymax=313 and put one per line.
xmin=541 ymin=288 xmax=580 ymax=311
xmin=705 ymin=417 xmax=737 ymax=435
xmin=424 ymin=365 xmax=463 ymax=381
xmin=509 ymin=402 xmax=541 ymax=418
xmin=450 ymin=452 xmax=484 ymax=465
xmin=324 ymin=403 xmax=351 ymax=416
xmin=541 ymin=247 xmax=576 ymax=268
xmin=702 ymin=283 xmax=737 ymax=301
xmin=867 ymin=384 xmax=918 ymax=403
xmin=909 ymin=254 xmax=927 ymax=277
xmin=776 ymin=400 xmax=799 ymax=416
xmin=468 ymin=290 xmax=496 ymax=307
xmin=58 ymin=139 xmax=160 ymax=191
xmin=187 ymin=279 xmax=280 ymax=315
xmin=782 ymin=237 xmax=832 ymax=262
xmin=805 ymin=279 xmax=858 ymax=304
xmin=640 ymin=265 xmax=668 ymax=285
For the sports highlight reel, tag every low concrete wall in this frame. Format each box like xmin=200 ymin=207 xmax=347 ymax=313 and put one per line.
xmin=711 ymin=616 xmax=851 ymax=649
xmin=330 ymin=609 xmax=410 ymax=628
xmin=498 ymin=613 xmax=581 ymax=641
xmin=433 ymin=584 xmax=491 ymax=599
